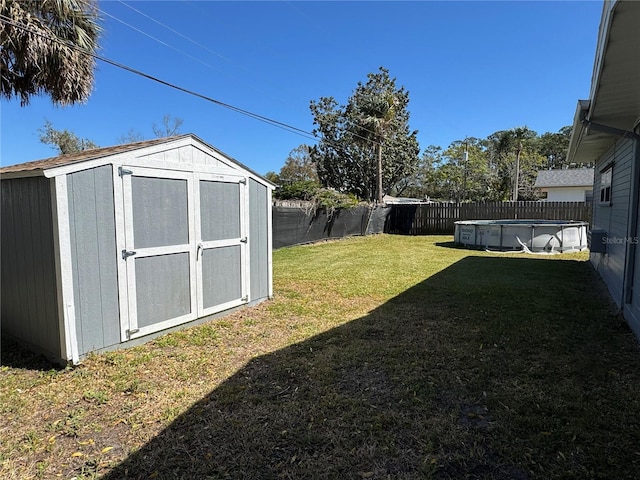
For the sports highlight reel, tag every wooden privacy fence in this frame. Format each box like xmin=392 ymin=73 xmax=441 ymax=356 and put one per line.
xmin=385 ymin=201 xmax=592 ymax=235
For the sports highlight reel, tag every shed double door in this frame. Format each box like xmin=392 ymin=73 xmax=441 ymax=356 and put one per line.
xmin=120 ymin=167 xmax=247 ymax=339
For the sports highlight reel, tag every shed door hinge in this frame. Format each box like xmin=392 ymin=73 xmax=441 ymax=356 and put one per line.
xmin=240 ymin=237 xmax=248 ymax=243
xmin=239 ymin=178 xmax=247 ymax=184
xmin=241 ymin=295 xmax=248 ymax=302
xmin=126 ymin=328 xmax=140 ymax=339
xmin=118 ymin=167 xmax=133 ymax=177
xmin=122 ymin=249 xmax=137 ymax=260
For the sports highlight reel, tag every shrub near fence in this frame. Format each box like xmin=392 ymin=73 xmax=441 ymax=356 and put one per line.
xmin=385 ymin=201 xmax=593 ymax=235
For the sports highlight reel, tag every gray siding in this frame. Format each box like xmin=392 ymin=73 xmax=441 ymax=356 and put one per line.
xmin=624 ymin=139 xmax=640 ymax=338
xmin=249 ymin=179 xmax=269 ymax=300
xmin=67 ymin=166 xmax=120 ymax=355
xmin=590 ymin=138 xmax=634 ymax=307
xmin=1 ymin=176 xmax=61 ymax=358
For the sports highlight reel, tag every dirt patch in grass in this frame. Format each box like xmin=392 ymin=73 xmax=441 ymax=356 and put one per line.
xmin=2 ymin=235 xmax=640 ymax=479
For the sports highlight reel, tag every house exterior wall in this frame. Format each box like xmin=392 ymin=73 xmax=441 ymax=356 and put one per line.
xmin=249 ymin=179 xmax=270 ymax=301
xmin=544 ymin=187 xmax=591 ymax=202
xmin=622 ymin=138 xmax=640 ymax=337
xmin=590 ymin=138 xmax=634 ymax=307
xmin=67 ymin=166 xmax=121 ymax=355
xmin=1 ymin=176 xmax=61 ymax=359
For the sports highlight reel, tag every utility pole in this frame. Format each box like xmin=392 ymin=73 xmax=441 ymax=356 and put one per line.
xmin=512 ymin=141 xmax=522 ymax=201
xmin=461 ymin=141 xmax=468 ymax=202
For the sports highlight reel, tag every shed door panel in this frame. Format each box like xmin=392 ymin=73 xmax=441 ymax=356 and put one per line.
xmin=131 ymin=176 xmax=189 ymax=248
xmin=122 ymin=168 xmax=197 ymax=339
xmin=135 ymin=252 xmax=191 ymax=328
xmin=201 ymin=245 xmax=242 ymax=309
xmin=197 ymin=175 xmax=247 ymax=316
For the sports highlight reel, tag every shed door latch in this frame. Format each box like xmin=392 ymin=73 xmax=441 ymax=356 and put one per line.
xmin=122 ymin=250 xmax=136 ymax=260
xmin=118 ymin=167 xmax=133 ymax=177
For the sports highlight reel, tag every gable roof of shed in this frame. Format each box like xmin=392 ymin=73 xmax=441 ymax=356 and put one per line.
xmin=0 ymin=136 xmax=180 ymax=175
xmin=534 ymin=168 xmax=594 ymax=189
xmin=0 ymin=134 xmax=274 ymax=186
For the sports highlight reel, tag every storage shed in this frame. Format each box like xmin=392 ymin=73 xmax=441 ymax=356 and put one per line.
xmin=1 ymin=134 xmax=274 ymax=365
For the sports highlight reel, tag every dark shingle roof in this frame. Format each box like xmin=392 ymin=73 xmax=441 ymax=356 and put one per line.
xmin=0 ymin=136 xmax=188 ymax=175
xmin=534 ymin=168 xmax=594 ymax=188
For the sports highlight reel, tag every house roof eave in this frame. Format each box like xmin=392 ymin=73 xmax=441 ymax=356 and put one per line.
xmin=566 ymin=0 xmax=640 ymax=165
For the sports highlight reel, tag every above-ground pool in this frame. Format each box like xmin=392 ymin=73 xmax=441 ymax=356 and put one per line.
xmin=454 ymin=219 xmax=588 ymax=252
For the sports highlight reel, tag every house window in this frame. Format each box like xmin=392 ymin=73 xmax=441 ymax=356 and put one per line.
xmin=600 ymin=166 xmax=612 ymax=204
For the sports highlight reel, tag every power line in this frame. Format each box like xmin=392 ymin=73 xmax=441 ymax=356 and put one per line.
xmin=106 ymin=1 xmax=298 ymax=118
xmin=0 ymin=12 xmax=387 ymax=148
xmin=102 ymin=3 xmax=393 ymax=141
xmin=100 ymin=8 xmax=222 ymax=73
xmin=117 ymin=0 xmax=232 ymax=64
xmin=0 ymin=13 xmax=319 ymax=142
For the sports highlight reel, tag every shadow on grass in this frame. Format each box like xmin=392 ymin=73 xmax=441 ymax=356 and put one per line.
xmin=101 ymin=256 xmax=640 ymax=480
xmin=0 ymin=336 xmax=63 ymax=371
xmin=434 ymin=240 xmax=462 ymax=249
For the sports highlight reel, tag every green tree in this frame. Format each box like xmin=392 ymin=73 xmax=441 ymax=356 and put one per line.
xmin=391 ymin=144 xmax=442 ymax=199
xmin=444 ymin=138 xmax=492 ymax=202
xmin=408 ymin=127 xmax=576 ymax=202
xmin=350 ymin=91 xmax=398 ymax=203
xmin=1 ymin=0 xmax=101 ymax=106
xmin=39 ymin=119 xmax=98 ymax=154
xmin=278 ymin=145 xmax=319 ymax=184
xmin=310 ymin=67 xmax=420 ymax=202
xmin=264 ymin=171 xmax=280 ymax=184
xmin=269 ymin=145 xmax=320 ymax=200
xmin=486 ymin=127 xmax=541 ymax=201
xmin=538 ymin=126 xmax=577 ymax=170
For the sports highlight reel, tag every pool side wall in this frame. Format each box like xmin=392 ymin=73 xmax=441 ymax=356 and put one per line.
xmin=455 ymin=221 xmax=588 ymax=252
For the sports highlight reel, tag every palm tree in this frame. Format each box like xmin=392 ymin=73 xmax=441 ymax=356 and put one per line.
xmin=0 ymin=0 xmax=101 ymax=106
xmin=488 ymin=127 xmax=530 ymax=201
xmin=353 ymin=92 xmax=398 ymax=203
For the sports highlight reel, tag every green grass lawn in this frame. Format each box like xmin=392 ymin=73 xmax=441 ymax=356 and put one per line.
xmin=2 ymin=235 xmax=640 ymax=479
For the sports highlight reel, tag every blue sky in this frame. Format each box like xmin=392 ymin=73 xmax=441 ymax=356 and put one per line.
xmin=1 ymin=1 xmax=603 ymax=174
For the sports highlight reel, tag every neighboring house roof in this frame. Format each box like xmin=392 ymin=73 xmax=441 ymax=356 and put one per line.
xmin=566 ymin=0 xmax=640 ymax=164
xmin=0 ymin=133 xmax=275 ymax=186
xmin=534 ymin=168 xmax=594 ymax=189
